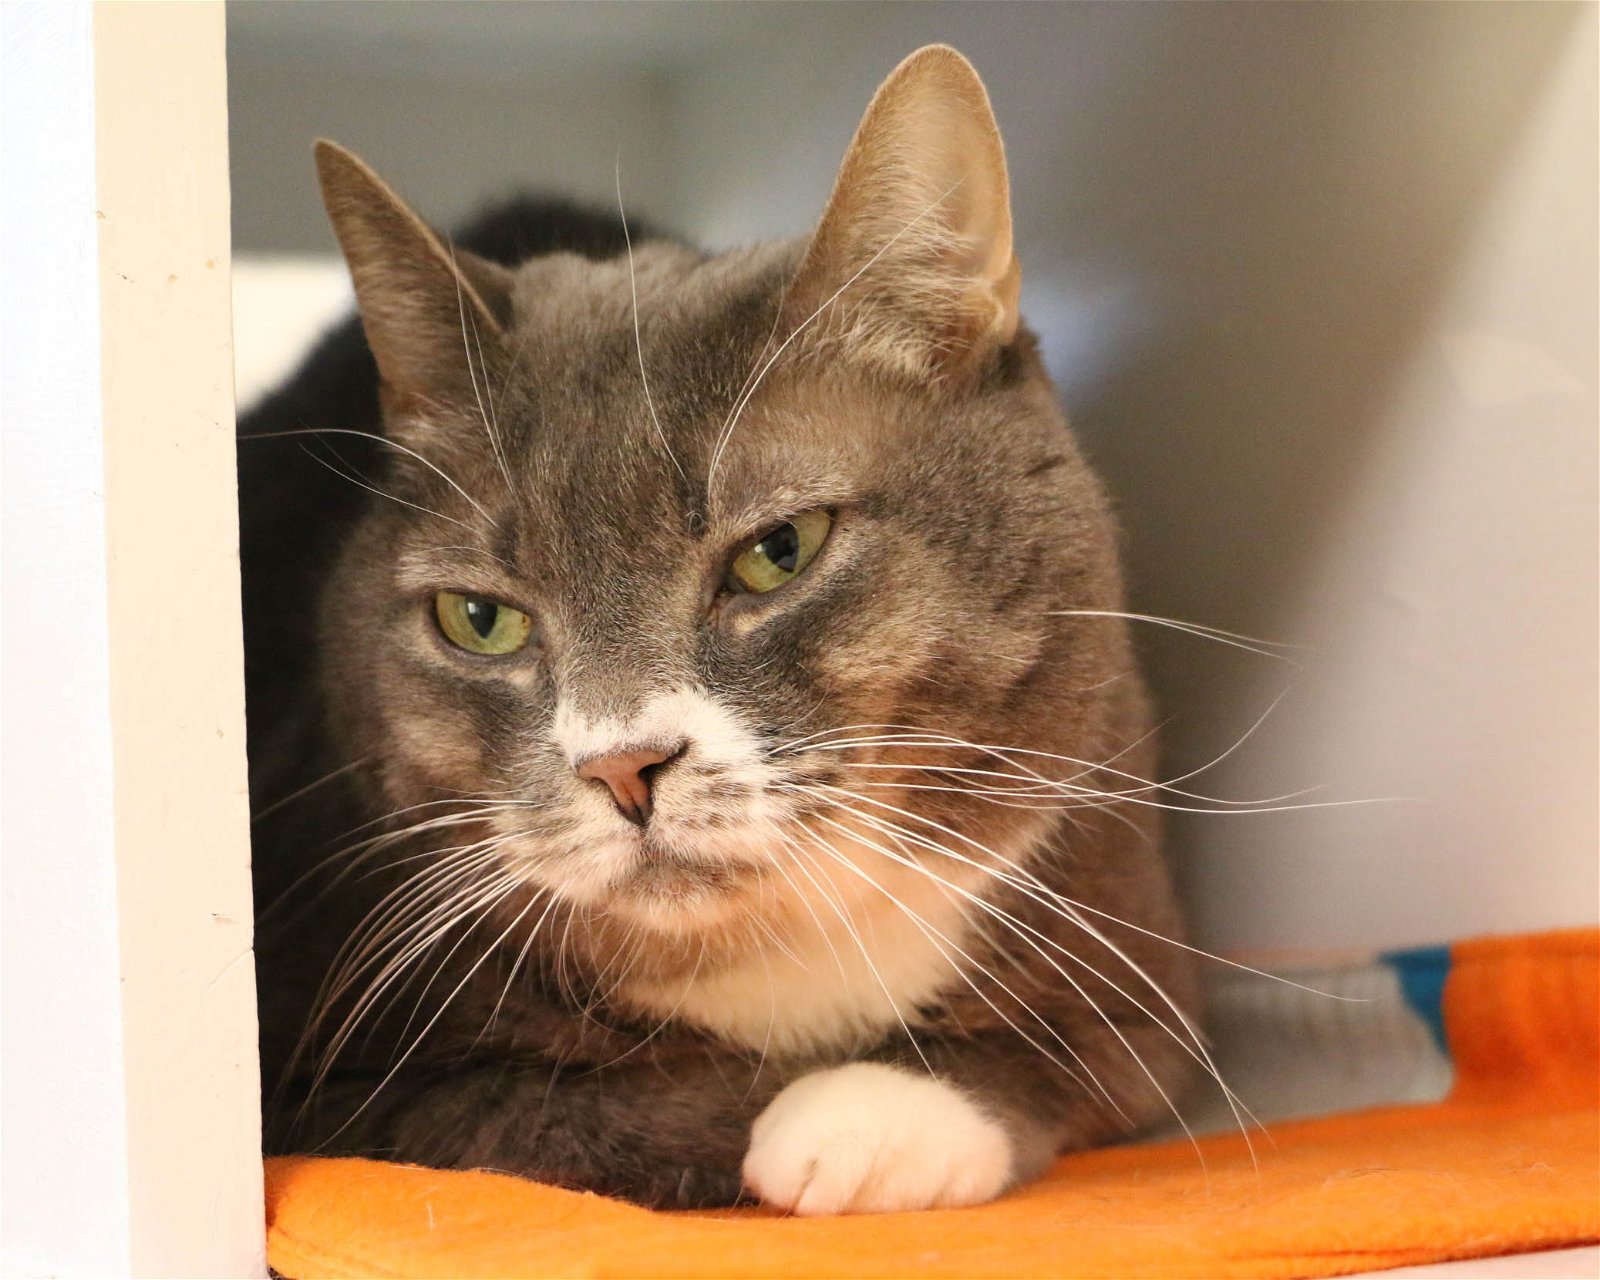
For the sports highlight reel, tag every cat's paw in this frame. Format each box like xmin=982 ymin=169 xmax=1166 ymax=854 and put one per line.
xmin=743 ymin=1062 xmax=1013 ymax=1215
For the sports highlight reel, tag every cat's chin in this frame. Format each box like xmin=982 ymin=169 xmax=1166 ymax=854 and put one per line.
xmin=603 ymin=853 xmax=757 ymax=933
xmin=531 ymin=836 xmax=761 ymax=935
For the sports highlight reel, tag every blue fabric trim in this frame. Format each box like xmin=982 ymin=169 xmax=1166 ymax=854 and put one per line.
xmin=1382 ymin=944 xmax=1452 ymax=1056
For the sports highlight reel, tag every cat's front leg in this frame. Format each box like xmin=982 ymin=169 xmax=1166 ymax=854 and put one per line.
xmin=743 ymin=1031 xmax=1170 ymax=1215
xmin=743 ymin=1061 xmax=1015 ymax=1215
xmin=285 ymin=1049 xmax=783 ymax=1210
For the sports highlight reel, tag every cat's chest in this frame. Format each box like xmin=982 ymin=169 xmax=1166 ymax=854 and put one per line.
xmin=615 ymin=883 xmax=976 ymax=1057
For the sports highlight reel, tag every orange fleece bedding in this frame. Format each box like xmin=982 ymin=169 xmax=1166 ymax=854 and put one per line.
xmin=264 ymin=929 xmax=1599 ymax=1279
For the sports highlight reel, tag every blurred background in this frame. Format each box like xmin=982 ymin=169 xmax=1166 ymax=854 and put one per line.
xmin=226 ymin=1 xmax=1597 ymax=955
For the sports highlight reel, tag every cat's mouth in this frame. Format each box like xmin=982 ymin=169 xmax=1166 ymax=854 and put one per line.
xmin=627 ymin=845 xmax=739 ymax=888
xmin=603 ymin=838 xmax=757 ymax=914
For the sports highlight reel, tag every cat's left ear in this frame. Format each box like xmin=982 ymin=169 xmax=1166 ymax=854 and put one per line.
xmin=314 ymin=139 xmax=514 ymax=412
xmin=789 ymin=45 xmax=1021 ymax=382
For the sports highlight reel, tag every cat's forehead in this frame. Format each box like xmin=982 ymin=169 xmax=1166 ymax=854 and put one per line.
xmin=503 ymin=239 xmax=800 ymax=364
xmin=485 ymin=238 xmax=848 ymax=514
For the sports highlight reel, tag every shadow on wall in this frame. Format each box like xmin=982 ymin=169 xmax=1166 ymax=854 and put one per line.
xmin=1051 ymin=2 xmax=1582 ymax=752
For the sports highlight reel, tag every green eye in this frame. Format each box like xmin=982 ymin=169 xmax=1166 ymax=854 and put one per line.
xmin=727 ymin=509 xmax=833 ymax=594
xmin=434 ymin=591 xmax=534 ymax=655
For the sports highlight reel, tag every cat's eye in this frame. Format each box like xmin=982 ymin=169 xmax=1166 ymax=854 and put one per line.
xmin=726 ymin=509 xmax=833 ymax=595
xmin=434 ymin=591 xmax=534 ymax=655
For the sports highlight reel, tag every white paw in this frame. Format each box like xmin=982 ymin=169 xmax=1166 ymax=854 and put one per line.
xmin=743 ymin=1062 xmax=1013 ymax=1215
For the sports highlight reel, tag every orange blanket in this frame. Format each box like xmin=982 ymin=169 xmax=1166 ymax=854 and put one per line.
xmin=265 ymin=930 xmax=1599 ymax=1279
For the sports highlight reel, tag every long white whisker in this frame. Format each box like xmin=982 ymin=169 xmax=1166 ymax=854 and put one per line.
xmin=848 ymin=692 xmax=1284 ymax=805
xmin=313 ymin=858 xmax=524 ymax=1059
xmin=771 ymin=832 xmax=933 ymax=1076
xmin=786 ymin=722 xmax=1392 ymax=814
xmin=259 ymin=802 xmax=537 ymax=929
xmin=294 ymin=441 xmax=473 ymax=531
xmin=328 ymin=828 xmax=540 ymax=1000
xmin=317 ymin=877 xmax=544 ymax=1146
xmin=786 ymin=831 xmax=1115 ymax=1114
xmin=846 ymin=770 xmax=1328 ymax=814
xmin=313 ymin=850 xmax=515 ymax=1050
xmin=267 ymin=829 xmax=509 ymax=1086
xmin=803 ymin=798 xmax=1232 ymax=1168
xmin=615 ymin=158 xmax=688 ymax=483
xmin=445 ymin=237 xmax=517 ymax=499
xmin=1046 ymin=609 xmax=1302 ymax=665
xmin=808 ymin=793 xmax=1254 ymax=1140
xmin=300 ymin=815 xmax=543 ymax=1037
xmin=766 ymin=853 xmax=852 ymax=990
xmin=361 ymin=870 xmax=524 ymax=1062
xmin=288 ymin=853 xmax=519 ymax=1125
xmin=479 ymin=892 xmax=563 ymax=1047
xmin=806 ymin=777 xmax=1357 ymax=1001
xmin=589 ymin=939 xmax=708 ymax=1072
xmin=804 ymin=807 xmax=1195 ymax=1143
xmin=706 ymin=178 xmax=964 ymax=489
xmin=249 ymin=427 xmax=499 ymax=527
xmin=253 ymin=757 xmax=371 ymax=825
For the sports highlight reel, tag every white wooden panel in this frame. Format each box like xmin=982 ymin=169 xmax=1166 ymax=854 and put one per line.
xmin=1 ymin=3 xmax=265 ymax=1275
xmin=94 ymin=3 xmax=264 ymax=1274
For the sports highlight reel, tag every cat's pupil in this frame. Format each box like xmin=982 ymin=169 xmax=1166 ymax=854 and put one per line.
xmin=465 ymin=599 xmax=498 ymax=638
xmin=760 ymin=524 xmax=800 ymax=573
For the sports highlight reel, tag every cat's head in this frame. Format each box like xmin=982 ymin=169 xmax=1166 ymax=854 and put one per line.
xmin=315 ymin=46 xmax=1137 ymax=957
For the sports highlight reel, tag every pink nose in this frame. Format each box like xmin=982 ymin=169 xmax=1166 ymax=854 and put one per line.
xmin=576 ymin=745 xmax=682 ymax=825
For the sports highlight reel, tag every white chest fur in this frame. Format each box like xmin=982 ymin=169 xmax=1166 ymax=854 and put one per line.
xmin=619 ymin=874 xmax=978 ymax=1057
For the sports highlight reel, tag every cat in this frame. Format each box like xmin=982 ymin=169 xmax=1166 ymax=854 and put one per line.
xmin=241 ymin=44 xmax=1200 ymax=1214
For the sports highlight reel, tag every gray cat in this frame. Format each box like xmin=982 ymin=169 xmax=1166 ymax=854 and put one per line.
xmin=243 ymin=44 xmax=1198 ymax=1214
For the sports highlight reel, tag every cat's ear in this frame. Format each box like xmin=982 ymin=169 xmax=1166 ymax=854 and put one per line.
xmin=789 ymin=45 xmax=1021 ymax=381
xmin=314 ymin=139 xmax=514 ymax=410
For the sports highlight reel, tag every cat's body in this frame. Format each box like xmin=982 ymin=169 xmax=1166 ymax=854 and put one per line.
xmin=245 ymin=46 xmax=1197 ymax=1213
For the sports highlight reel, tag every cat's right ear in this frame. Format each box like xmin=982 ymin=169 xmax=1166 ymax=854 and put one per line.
xmin=314 ymin=140 xmax=513 ymax=412
xmin=787 ymin=46 xmax=1021 ymax=384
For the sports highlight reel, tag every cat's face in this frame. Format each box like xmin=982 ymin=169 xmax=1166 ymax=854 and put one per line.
xmin=316 ymin=48 xmax=1132 ymax=959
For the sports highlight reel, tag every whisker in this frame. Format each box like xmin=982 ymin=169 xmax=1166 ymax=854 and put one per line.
xmin=346 ymin=867 xmax=527 ymax=1069
xmin=258 ymin=801 xmax=539 ymax=929
xmin=806 ymin=777 xmax=1357 ymax=1001
xmin=310 ymin=854 xmax=523 ymax=1051
xmin=805 ymin=785 xmax=1243 ymax=1066
xmin=783 ymin=720 xmax=1390 ymax=815
xmin=317 ymin=873 xmax=544 ymax=1146
xmin=767 ymin=853 xmax=852 ymax=991
xmin=706 ymin=178 xmax=965 ymax=489
xmin=292 ymin=439 xmax=474 ymax=531
xmin=1045 ymin=609 xmax=1303 ymax=665
xmin=292 ymin=815 xmax=541 ymax=1048
xmin=253 ymin=756 xmax=371 ymax=825
xmin=791 ymin=776 xmax=1320 ymax=1160
xmin=479 ymin=892 xmax=563 ymax=1047
xmin=615 ymin=157 xmax=688 ymax=484
xmin=845 ymin=772 xmax=1332 ymax=816
xmin=803 ymin=807 xmax=1196 ymax=1144
xmin=310 ymin=846 xmax=512 ymax=1042
xmin=248 ymin=427 xmax=498 ymax=527
xmin=445 ymin=235 xmax=517 ymax=499
xmin=588 ymin=938 xmax=708 ymax=1073
xmin=281 ymin=848 xmax=517 ymax=1125
xmin=786 ymin=831 xmax=1116 ymax=1114
xmin=769 ymin=832 xmax=934 ymax=1077
xmin=326 ymin=828 xmax=539 ymax=1000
